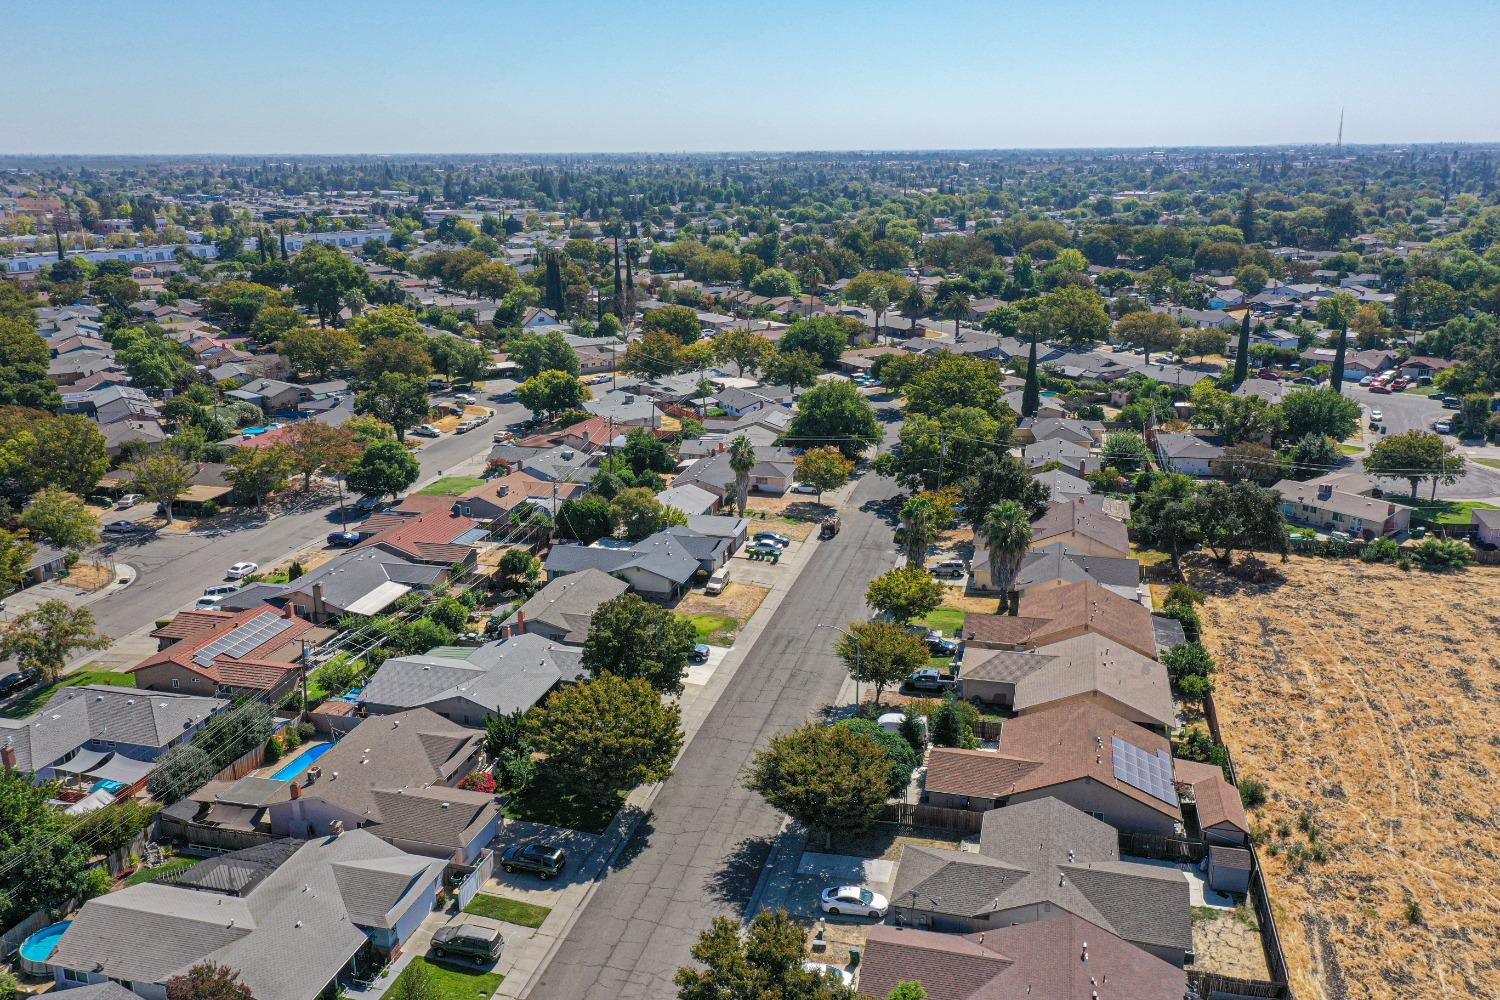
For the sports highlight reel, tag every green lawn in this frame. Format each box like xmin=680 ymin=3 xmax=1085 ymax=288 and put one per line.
xmin=1473 ymin=457 xmax=1500 ymax=470
xmin=1 ymin=669 xmax=135 ymax=719
xmin=389 ymin=957 xmax=502 ymax=1000
xmin=503 ymin=783 xmax=619 ymax=835
xmin=1391 ymin=497 xmax=1500 ymax=525
xmin=678 ymin=612 xmax=738 ymax=647
xmin=1338 ymin=443 xmax=1365 ymax=455
xmin=464 ymin=894 xmax=552 ymax=928
xmin=125 ymin=856 xmax=196 ymax=886
xmin=1403 ymin=384 xmax=1443 ymax=396
xmin=920 ymin=607 xmax=966 ymax=637
xmin=418 ymin=476 xmax=488 ymax=496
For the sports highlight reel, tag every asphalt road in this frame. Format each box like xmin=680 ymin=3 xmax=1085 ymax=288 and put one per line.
xmin=82 ymin=381 xmax=528 ymax=640
xmin=1342 ymin=384 xmax=1500 ymax=498
xmin=529 ymin=425 xmax=903 ymax=998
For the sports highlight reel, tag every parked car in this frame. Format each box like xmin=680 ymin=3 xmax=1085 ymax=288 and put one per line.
xmin=117 ymin=493 xmax=143 ymax=507
xmin=456 ymin=393 xmax=478 ymax=405
xmin=456 ymin=419 xmax=479 ymax=434
xmin=1293 ymin=376 xmax=1318 ymax=385
xmin=819 ymin=885 xmax=889 ymax=918
xmin=929 ymin=559 xmax=966 ymax=579
xmin=1370 ymin=409 xmax=1384 ymax=423
xmin=1359 ymin=375 xmax=1375 ymax=386
xmin=431 ymin=924 xmax=503 ymax=964
xmin=704 ymin=567 xmax=730 ymax=595
xmin=195 ymin=596 xmax=226 ymax=610
xmin=353 ymin=496 xmax=384 ymax=512
xmin=0 ymin=670 xmax=37 ymax=697
xmin=1256 ymin=370 xmax=1281 ymax=381
xmin=745 ymin=542 xmax=782 ymax=558
xmin=327 ymin=531 xmax=361 ymax=547
xmin=1441 ymin=396 xmax=1462 ymax=409
xmin=103 ymin=520 xmax=147 ymax=534
xmin=905 ymin=667 xmax=957 ymax=691
xmin=226 ymin=562 xmax=258 ymax=580
xmin=501 ymin=842 xmax=567 ymax=879
xmin=791 ymin=482 xmax=819 ymax=494
xmin=802 ymin=962 xmax=855 ymax=987
xmin=690 ymin=643 xmax=711 ymax=663
xmin=1369 ymin=383 xmax=1392 ymax=394
xmin=1433 ymin=420 xmax=1453 ymax=434
xmin=412 ymin=424 xmax=441 ymax=438
xmin=493 ymin=430 xmax=514 ymax=443
xmin=753 ymin=531 xmax=791 ymax=548
xmin=203 ymin=584 xmax=240 ymax=598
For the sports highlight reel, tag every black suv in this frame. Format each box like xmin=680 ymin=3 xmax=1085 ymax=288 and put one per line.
xmin=501 ymin=842 xmax=566 ymax=879
xmin=431 ymin=923 xmax=503 ymax=963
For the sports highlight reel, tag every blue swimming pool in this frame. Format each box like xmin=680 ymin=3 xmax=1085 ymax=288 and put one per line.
xmin=19 ymin=920 xmax=70 ymax=964
xmin=270 ymin=741 xmax=333 ymax=781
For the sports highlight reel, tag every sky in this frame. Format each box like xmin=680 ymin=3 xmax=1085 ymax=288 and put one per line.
xmin=2 ymin=0 xmax=1498 ymax=155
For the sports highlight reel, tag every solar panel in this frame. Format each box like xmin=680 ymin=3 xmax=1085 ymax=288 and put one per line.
xmin=193 ymin=612 xmax=294 ymax=667
xmin=1111 ymin=735 xmax=1179 ymax=805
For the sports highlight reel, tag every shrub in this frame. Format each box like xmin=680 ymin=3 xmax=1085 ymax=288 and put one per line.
xmin=837 ymin=717 xmax=920 ymax=796
xmin=282 ymin=725 xmax=304 ymax=749
xmin=499 ymin=753 xmax=535 ymax=792
xmin=1162 ymin=641 xmax=1215 ymax=688
xmin=1358 ymin=536 xmax=1401 ymax=563
xmin=1238 ymin=777 xmax=1268 ymax=809
xmin=1410 ymin=537 xmax=1474 ymax=571
xmin=1165 ymin=583 xmax=1205 ymax=606
xmin=1175 ymin=726 xmax=1231 ymax=778
xmin=1404 ymin=900 xmax=1424 ymax=925
xmin=0 ymin=969 xmax=18 ymax=1000
xmin=1159 ymin=602 xmax=1202 ymax=642
xmin=1177 ymin=674 xmax=1214 ymax=699
xmin=200 ymin=500 xmax=220 ymax=517
xmin=458 ymin=771 xmax=497 ymax=793
xmin=265 ymin=734 xmax=285 ymax=760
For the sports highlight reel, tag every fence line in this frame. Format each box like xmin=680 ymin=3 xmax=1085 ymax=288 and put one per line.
xmin=1118 ymin=830 xmax=1206 ymax=864
xmin=879 ymin=801 xmax=984 ymax=835
xmin=1189 ymin=970 xmax=1290 ymax=999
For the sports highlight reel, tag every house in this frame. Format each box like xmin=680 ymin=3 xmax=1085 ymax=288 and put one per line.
xmin=1347 ymin=349 xmax=1400 ymax=376
xmin=1024 ymin=497 xmax=1131 ymax=557
xmin=1019 ymin=438 xmax=1099 ymax=477
xmin=1028 ymin=467 xmax=1091 ymax=503
xmin=60 ymin=385 xmax=155 ymax=424
xmin=674 ymin=445 xmax=799 ymax=499
xmin=22 ymin=542 xmax=69 ymax=587
xmin=545 ymin=530 xmax=703 ymax=598
xmin=351 ymin=507 xmax=482 ymax=570
xmin=226 ymin=378 xmax=311 ymax=414
xmin=889 ymin=799 xmax=1192 ymax=964
xmin=657 ymin=483 xmax=719 ymax=516
xmin=131 ymin=605 xmax=332 ymax=702
xmin=857 ymin=915 xmax=1188 ymax=1000
xmin=1474 ymin=508 xmax=1500 ymax=547
xmin=1009 ymin=542 xmax=1142 ymax=601
xmin=923 ymin=702 xmax=1184 ymax=834
xmin=1001 ymin=389 xmax=1069 ymax=419
xmin=263 ymin=709 xmax=500 ymax=862
xmin=1155 ymin=432 xmax=1225 ymax=477
xmin=278 ymin=548 xmax=451 ymax=623
xmin=49 ymin=833 xmax=444 ymax=1000
xmin=520 ymin=307 xmax=564 ymax=329
xmin=512 ymin=569 xmax=629 ymax=644
xmin=582 ymin=389 xmax=664 ymax=427
xmin=100 ymin=418 xmax=167 ymax=455
xmin=0 ymin=684 xmax=227 ymax=794
xmin=454 ymin=470 xmax=583 ymax=526
xmin=684 ymin=514 xmax=749 ymax=550
xmin=1014 ymin=417 xmax=1104 ymax=448
xmin=962 ymin=581 xmax=1160 ymax=659
xmin=957 ymin=633 xmax=1172 ymax=728
xmin=361 ymin=634 xmax=585 ymax=725
xmin=1274 ymin=479 xmax=1412 ymax=539
xmin=1398 ymin=356 xmax=1456 ymax=379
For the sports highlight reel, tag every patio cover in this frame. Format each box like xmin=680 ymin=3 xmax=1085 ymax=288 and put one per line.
xmin=85 ymin=754 xmax=156 ymax=786
xmin=51 ymin=747 xmax=111 ymax=776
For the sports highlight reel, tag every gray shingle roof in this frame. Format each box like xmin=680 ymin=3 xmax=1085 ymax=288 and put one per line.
xmin=0 ymin=684 xmax=226 ymax=773
xmin=545 ymin=530 xmax=703 ymax=587
xmin=1016 ymin=542 xmax=1141 ymax=593
xmin=362 ymin=634 xmax=584 ymax=716
xmin=514 ymin=569 xmax=628 ymax=643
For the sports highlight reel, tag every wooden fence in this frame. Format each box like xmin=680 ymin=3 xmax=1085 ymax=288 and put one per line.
xmin=1189 ymin=970 xmax=1291 ymax=999
xmin=879 ymin=801 xmax=984 ymax=835
xmin=210 ymin=741 xmax=270 ymax=783
xmin=1118 ymin=830 xmax=1206 ymax=864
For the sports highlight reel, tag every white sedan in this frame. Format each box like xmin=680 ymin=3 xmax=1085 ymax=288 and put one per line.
xmin=1370 ymin=409 xmax=1384 ymax=423
xmin=226 ymin=562 xmax=259 ymax=580
xmin=819 ymin=884 xmax=889 ymax=918
xmin=802 ymin=962 xmax=855 ymax=986
xmin=792 ymin=482 xmax=819 ymax=495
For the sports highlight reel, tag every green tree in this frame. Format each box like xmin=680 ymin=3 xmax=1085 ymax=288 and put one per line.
xmin=280 ymin=324 xmax=358 ymax=378
xmin=622 ymin=427 xmax=675 ymax=476
xmin=125 ymin=447 xmax=195 ymax=523
xmin=837 ymin=620 xmax=929 ymax=707
xmin=345 ymin=438 xmax=420 ymax=499
xmin=385 ymin=959 xmax=435 ymax=1000
xmin=250 ymin=304 xmax=305 ymax=345
xmin=779 ymin=316 xmax=852 ymax=367
xmin=0 ymin=768 xmax=92 ymax=929
xmin=165 ymin=963 xmax=255 ymax=1000
xmin=511 ymin=330 xmax=580 ymax=379
xmin=794 ymin=447 xmax=854 ymax=502
xmin=1021 ymin=328 xmax=1040 ymax=418
xmin=496 ymin=547 xmax=542 ymax=593
xmin=1196 ymin=480 xmax=1289 ymax=564
xmin=356 ymin=372 xmax=431 ymax=440
xmin=525 ymin=674 xmax=683 ymax=808
xmin=610 ymin=486 xmax=684 ymax=540
xmin=1315 ymin=292 xmax=1359 ymax=393
xmin=582 ymin=593 xmax=698 ymax=695
xmin=749 ymin=267 xmax=800 ymax=297
xmin=865 ymin=565 xmax=945 ymax=624
xmin=1116 ymin=310 xmax=1181 ymax=363
xmin=1286 ymin=433 xmax=1339 ymax=479
xmin=959 ymin=450 xmax=1050 ymax=522
xmin=115 ymin=326 xmax=193 ymax=391
xmin=1179 ymin=326 xmax=1230 ymax=363
xmin=0 ymin=528 xmax=34 ymax=596
xmin=0 ymin=319 xmax=62 ymax=411
xmin=763 ymin=349 xmax=824 ymax=390
xmin=1232 ymin=311 xmax=1252 ymax=386
xmin=461 ymin=261 xmax=522 ymax=299
xmin=0 ymin=599 xmax=110 ymax=683
xmin=710 ymin=329 xmax=775 ymax=377
xmin=641 ymin=305 xmax=703 ymax=344
xmin=90 ymin=273 xmax=140 ymax=312
xmin=903 ymin=354 xmax=1007 ymax=420
xmin=555 ymin=496 xmax=615 ymax=543
xmin=1101 ymin=431 xmax=1152 ymax=471
xmin=282 ymin=420 xmax=362 ymax=492
xmin=979 ymin=501 xmax=1032 ymax=613
xmin=18 ymin=488 xmax=99 ymax=550
xmin=516 ymin=370 xmax=588 ymax=420
xmin=1364 ymin=429 xmax=1467 ymax=499
xmin=1032 ymin=285 xmax=1111 ymax=348
xmin=675 ymin=910 xmax=857 ymax=1000
xmin=1279 ymin=388 xmax=1361 ymax=443
xmin=836 ymin=717 xmax=920 ymax=795
xmin=728 ymin=435 xmax=756 ymax=516
xmin=357 ymin=335 xmax=433 ymax=382
xmin=788 ymin=379 xmax=879 ymax=459
xmin=224 ymin=444 xmax=293 ymax=510
xmin=290 ymin=241 xmax=368 ymax=326
xmin=744 ymin=723 xmax=891 ymax=846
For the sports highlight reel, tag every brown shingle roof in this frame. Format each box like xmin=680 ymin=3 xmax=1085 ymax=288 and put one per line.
xmin=1029 ymin=497 xmax=1130 ymax=554
xmin=1174 ymin=757 xmax=1251 ymax=837
xmin=962 ymin=581 xmax=1158 ymax=659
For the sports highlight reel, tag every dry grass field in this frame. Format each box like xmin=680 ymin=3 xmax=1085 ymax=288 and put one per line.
xmin=1190 ymin=555 xmax=1500 ymax=1000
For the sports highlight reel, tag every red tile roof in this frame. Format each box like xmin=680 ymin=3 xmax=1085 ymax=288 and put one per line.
xmin=134 ymin=604 xmax=319 ymax=692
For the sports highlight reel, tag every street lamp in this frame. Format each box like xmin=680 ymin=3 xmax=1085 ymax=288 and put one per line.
xmin=816 ymin=623 xmax=860 ymax=710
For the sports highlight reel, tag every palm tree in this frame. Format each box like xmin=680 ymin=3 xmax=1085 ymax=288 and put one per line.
xmin=981 ymin=501 xmax=1033 ymax=615
xmin=899 ymin=496 xmax=936 ymax=569
xmin=728 ymin=435 xmax=756 ymax=516
xmin=943 ymin=290 xmax=972 ymax=338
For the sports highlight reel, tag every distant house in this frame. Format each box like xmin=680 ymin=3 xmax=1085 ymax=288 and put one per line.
xmin=226 ymin=378 xmax=311 ymax=413
xmin=23 ymin=542 xmax=69 ymax=587
xmin=1014 ymin=417 xmax=1104 ymax=448
xmin=512 ymin=569 xmax=629 ymax=644
xmin=962 ymin=581 xmax=1160 ymax=659
xmin=1155 ymin=432 xmax=1224 ymax=477
xmin=1010 ymin=542 xmax=1142 ymax=601
xmin=132 ymin=605 xmax=332 ymax=702
xmin=520 ymin=307 xmax=564 ymax=329
xmin=713 ymin=384 xmax=796 ymax=417
xmin=890 ymin=798 xmax=1192 ymax=964
xmin=858 ymin=915 xmax=1188 ymax=1000
xmin=545 ymin=530 xmax=705 ymax=598
xmin=1028 ymin=467 xmax=1091 ymax=503
xmin=1274 ymin=479 xmax=1412 ymax=539
xmin=1398 ymin=355 xmax=1456 ymax=379
xmin=1019 ymin=438 xmax=1099 ymax=477
xmin=48 ymin=833 xmax=445 ymax=1000
xmin=957 ymin=633 xmax=1173 ymax=728
xmin=1024 ymin=497 xmax=1131 ymax=557
xmin=361 ymin=635 xmax=585 ymax=725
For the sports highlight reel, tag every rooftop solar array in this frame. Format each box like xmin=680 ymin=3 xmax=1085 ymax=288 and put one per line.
xmin=193 ymin=612 xmax=293 ymax=667
xmin=1111 ymin=735 xmax=1179 ymax=805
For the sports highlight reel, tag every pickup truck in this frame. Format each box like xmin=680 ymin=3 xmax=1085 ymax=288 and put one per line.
xmin=905 ymin=668 xmax=957 ymax=692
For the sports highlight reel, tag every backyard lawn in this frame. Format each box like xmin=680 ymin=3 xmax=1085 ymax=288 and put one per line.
xmin=1 ymin=668 xmax=135 ymax=719
xmin=920 ymin=607 xmax=966 ymax=637
xmin=464 ymin=894 xmax=552 ymax=928
xmin=678 ymin=612 xmax=739 ymax=646
xmin=418 ymin=476 xmax=488 ymax=496
xmin=390 ymin=957 xmax=502 ymax=1000
xmin=125 ymin=856 xmax=196 ymax=886
xmin=1391 ymin=497 xmax=1498 ymax=525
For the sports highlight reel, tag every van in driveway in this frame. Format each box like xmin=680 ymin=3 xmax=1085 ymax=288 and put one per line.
xmin=431 ymin=923 xmax=503 ymax=964
xmin=705 ymin=567 xmax=730 ymax=595
xmin=930 ymin=559 xmax=967 ymax=579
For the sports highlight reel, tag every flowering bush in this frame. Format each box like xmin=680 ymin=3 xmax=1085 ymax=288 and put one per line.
xmin=458 ymin=771 xmax=497 ymax=794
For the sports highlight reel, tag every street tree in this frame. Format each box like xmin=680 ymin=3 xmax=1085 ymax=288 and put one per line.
xmin=224 ymin=445 xmax=293 ymax=510
xmin=1279 ymin=387 xmax=1361 ymax=444
xmin=787 ymin=379 xmax=879 ymax=459
xmin=837 ymin=620 xmax=929 ymax=707
xmin=903 ymin=353 xmax=1006 ymax=420
xmin=516 ymin=370 xmax=588 ymax=420
xmin=865 ymin=565 xmax=945 ymax=624
xmin=18 ymin=488 xmax=99 ymax=551
xmin=744 ymin=723 xmax=891 ymax=846
xmin=125 ymin=447 xmax=195 ymax=523
xmin=0 ymin=600 xmax=110 ymax=683
xmin=282 ymin=421 xmax=362 ymax=492
xmin=356 ymin=335 xmax=433 ymax=382
xmin=675 ymin=910 xmax=857 ymax=1000
xmin=510 ymin=331 xmax=580 ymax=379
xmin=979 ymin=501 xmax=1032 ymax=613
xmin=582 ymin=592 xmax=698 ymax=695
xmin=710 ymin=329 xmax=775 ymax=377
xmin=1115 ymin=310 xmax=1181 ymax=363
xmin=355 ymin=372 xmax=431 ymax=440
xmin=898 ymin=496 xmax=936 ymax=568
xmin=525 ymin=674 xmax=683 ymax=809
xmin=345 ymin=439 xmax=420 ymax=499
xmin=794 ymin=447 xmax=854 ymax=502
xmin=250 ymin=304 xmax=306 ymax=345
xmin=728 ymin=435 xmax=756 ymax=516
xmin=1364 ymin=429 xmax=1467 ymax=499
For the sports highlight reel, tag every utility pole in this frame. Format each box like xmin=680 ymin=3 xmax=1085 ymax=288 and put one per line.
xmin=937 ymin=427 xmax=947 ymax=484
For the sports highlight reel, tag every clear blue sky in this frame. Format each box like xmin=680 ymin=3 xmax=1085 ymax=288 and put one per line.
xmin=2 ymin=0 xmax=1496 ymax=154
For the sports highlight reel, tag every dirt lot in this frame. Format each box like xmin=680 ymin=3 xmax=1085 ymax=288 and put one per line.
xmin=675 ymin=582 xmax=770 ymax=625
xmin=1190 ymin=555 xmax=1500 ymax=1000
xmin=744 ymin=495 xmax=835 ymax=525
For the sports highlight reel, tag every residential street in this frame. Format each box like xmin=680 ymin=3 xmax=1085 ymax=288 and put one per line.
xmin=527 ymin=438 xmax=902 ymax=998
xmin=1342 ymin=384 xmax=1500 ymax=498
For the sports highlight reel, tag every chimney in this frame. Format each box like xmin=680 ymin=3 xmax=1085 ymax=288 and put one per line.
xmin=1 ymin=744 xmax=15 ymax=771
xmin=515 ymin=609 xmax=526 ymax=635
xmin=312 ymin=583 xmax=326 ymax=621
xmin=289 ymin=781 xmax=302 ymax=799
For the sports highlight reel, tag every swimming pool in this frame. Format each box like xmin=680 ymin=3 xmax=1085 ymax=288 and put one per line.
xmin=19 ymin=920 xmax=70 ymax=971
xmin=270 ymin=741 xmax=333 ymax=781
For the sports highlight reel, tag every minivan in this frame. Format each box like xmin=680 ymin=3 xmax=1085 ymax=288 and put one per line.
xmin=704 ymin=567 xmax=730 ymax=595
xmin=931 ymin=560 xmax=967 ymax=579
